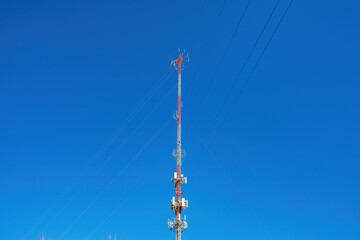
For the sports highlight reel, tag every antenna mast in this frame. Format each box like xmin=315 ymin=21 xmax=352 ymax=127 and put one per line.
xmin=168 ymin=50 xmax=189 ymax=240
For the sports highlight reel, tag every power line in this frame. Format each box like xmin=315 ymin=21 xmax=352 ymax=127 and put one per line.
xmin=217 ymin=0 xmax=281 ymax=118
xmin=20 ymin=68 xmax=173 ymax=240
xmin=184 ymin=0 xmax=281 ymax=168
xmin=192 ymin=0 xmax=292 ymax=190
xmin=206 ymin=0 xmax=294 ymax=156
xmin=183 ymin=4 xmax=294 ymax=237
xmin=192 ymin=0 xmax=251 ymax=117
xmin=222 ymin=0 xmax=294 ymax=128
xmin=57 ymin=117 xmax=172 ymax=240
xmin=94 ymin=83 xmax=176 ymax=174
xmin=194 ymin=0 xmax=227 ymax=76
xmin=203 ymin=0 xmax=251 ymax=98
xmin=182 ymin=1 xmax=251 ymax=140
xmin=84 ymin=145 xmax=171 ymax=240
xmin=40 ymin=84 xmax=177 ymax=234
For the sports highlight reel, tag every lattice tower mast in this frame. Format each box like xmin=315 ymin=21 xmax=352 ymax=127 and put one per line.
xmin=168 ymin=51 xmax=189 ymax=240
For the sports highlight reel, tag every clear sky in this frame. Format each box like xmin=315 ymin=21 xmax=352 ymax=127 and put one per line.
xmin=1 ymin=0 xmax=359 ymax=240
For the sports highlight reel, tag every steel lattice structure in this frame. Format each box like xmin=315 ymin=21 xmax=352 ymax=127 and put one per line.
xmin=168 ymin=51 xmax=189 ymax=240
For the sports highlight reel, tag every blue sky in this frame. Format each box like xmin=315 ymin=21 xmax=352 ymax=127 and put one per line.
xmin=1 ymin=0 xmax=359 ymax=240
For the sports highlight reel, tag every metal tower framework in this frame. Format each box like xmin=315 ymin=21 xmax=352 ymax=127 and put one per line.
xmin=168 ymin=51 xmax=189 ymax=240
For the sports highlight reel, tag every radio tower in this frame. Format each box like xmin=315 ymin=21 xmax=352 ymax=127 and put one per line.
xmin=168 ymin=50 xmax=189 ymax=240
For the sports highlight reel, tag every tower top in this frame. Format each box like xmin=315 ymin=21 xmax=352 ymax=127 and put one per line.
xmin=171 ymin=50 xmax=189 ymax=73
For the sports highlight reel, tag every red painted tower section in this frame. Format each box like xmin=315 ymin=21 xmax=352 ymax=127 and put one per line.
xmin=176 ymin=55 xmax=182 ymax=203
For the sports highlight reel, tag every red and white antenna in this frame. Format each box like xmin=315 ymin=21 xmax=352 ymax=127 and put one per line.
xmin=168 ymin=50 xmax=189 ymax=240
